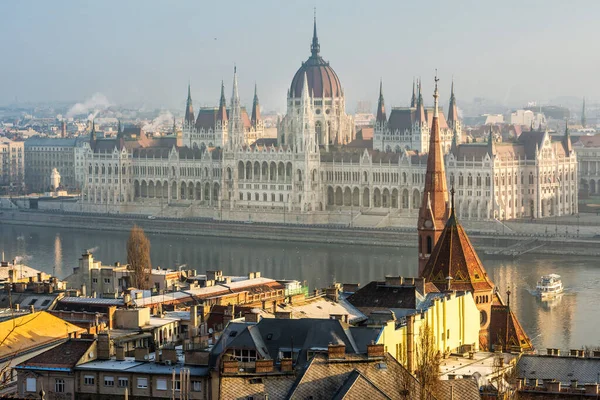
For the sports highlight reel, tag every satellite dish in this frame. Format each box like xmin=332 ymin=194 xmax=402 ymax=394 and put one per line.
xmin=208 ymin=328 xmax=214 ymax=334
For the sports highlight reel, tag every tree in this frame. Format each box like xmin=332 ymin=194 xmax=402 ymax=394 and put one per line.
xmin=414 ymin=320 xmax=441 ymax=400
xmin=127 ymin=225 xmax=151 ymax=290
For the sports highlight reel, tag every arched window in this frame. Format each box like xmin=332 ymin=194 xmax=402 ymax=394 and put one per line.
xmin=426 ymin=236 xmax=432 ymax=254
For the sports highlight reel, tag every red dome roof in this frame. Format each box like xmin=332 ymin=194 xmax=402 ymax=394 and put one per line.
xmin=290 ymin=17 xmax=342 ymax=99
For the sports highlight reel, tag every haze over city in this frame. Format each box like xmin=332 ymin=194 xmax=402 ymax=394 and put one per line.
xmin=2 ymin=2 xmax=600 ymax=399
xmin=1 ymin=0 xmax=598 ymax=111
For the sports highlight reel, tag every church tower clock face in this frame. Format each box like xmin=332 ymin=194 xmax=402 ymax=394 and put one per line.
xmin=424 ymin=220 xmax=433 ymax=229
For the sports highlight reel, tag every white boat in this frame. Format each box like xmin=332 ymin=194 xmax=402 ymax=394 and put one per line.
xmin=536 ymin=274 xmax=564 ymax=298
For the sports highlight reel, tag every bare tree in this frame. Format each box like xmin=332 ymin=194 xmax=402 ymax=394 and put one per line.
xmin=415 ymin=320 xmax=441 ymax=400
xmin=126 ymin=225 xmax=151 ymax=290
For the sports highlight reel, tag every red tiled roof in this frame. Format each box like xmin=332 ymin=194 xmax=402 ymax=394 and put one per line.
xmin=489 ymin=305 xmax=534 ymax=352
xmin=421 ymin=208 xmax=494 ymax=293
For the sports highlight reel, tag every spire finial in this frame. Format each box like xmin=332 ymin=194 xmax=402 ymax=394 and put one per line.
xmin=433 ymin=71 xmax=440 ymax=118
xmin=379 ymin=78 xmax=383 ymax=98
xmin=506 ymin=285 xmax=511 ymax=309
xmin=311 ymin=9 xmax=320 ymax=56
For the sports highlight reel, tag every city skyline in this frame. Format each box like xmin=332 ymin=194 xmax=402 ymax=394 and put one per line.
xmin=1 ymin=0 xmax=598 ymax=112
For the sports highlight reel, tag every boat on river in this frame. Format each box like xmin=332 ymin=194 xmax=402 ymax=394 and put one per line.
xmin=536 ymin=274 xmax=564 ymax=298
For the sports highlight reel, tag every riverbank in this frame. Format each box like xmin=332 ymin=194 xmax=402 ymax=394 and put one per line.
xmin=3 ymin=209 xmax=600 ymax=256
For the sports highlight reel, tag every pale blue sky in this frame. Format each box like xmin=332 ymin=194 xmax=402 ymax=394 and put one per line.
xmin=0 ymin=0 xmax=597 ymax=112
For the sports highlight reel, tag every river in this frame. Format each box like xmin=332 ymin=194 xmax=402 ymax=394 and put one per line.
xmin=0 ymin=224 xmax=597 ymax=352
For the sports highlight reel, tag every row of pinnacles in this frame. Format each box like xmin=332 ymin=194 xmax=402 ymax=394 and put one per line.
xmin=374 ymin=77 xmax=460 ymax=154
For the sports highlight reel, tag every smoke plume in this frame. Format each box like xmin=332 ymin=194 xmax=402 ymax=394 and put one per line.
xmin=142 ymin=111 xmax=174 ymax=132
xmin=66 ymin=93 xmax=112 ymax=119
xmin=14 ymin=255 xmax=32 ymax=264
xmin=86 ymin=246 xmax=99 ymax=254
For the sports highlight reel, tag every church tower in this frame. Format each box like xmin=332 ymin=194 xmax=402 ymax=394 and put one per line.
xmin=417 ymin=75 xmax=449 ymax=276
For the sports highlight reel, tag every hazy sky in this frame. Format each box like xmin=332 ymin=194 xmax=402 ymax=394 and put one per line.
xmin=1 ymin=0 xmax=598 ymax=113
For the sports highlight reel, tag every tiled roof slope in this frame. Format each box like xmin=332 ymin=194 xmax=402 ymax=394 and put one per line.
xmin=288 ymin=353 xmax=431 ymax=400
xmin=16 ymin=339 xmax=94 ymax=370
xmin=489 ymin=304 xmax=534 ymax=352
xmin=421 ymin=204 xmax=494 ymax=293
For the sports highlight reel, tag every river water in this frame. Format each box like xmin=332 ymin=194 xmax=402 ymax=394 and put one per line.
xmin=1 ymin=224 xmax=597 ymax=352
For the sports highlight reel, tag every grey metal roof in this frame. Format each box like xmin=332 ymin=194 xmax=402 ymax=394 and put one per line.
xmin=25 ymin=137 xmax=79 ymax=147
xmin=58 ymin=297 xmax=124 ymax=306
xmin=517 ymin=355 xmax=600 ymax=384
xmin=212 ymin=318 xmax=382 ymax=368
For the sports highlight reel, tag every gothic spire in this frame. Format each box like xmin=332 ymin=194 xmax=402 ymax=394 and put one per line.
xmin=450 ymin=127 xmax=459 ymax=156
xmin=447 ymin=78 xmax=458 ymax=125
xmin=311 ymin=8 xmax=320 ymax=57
xmin=251 ymin=83 xmax=261 ymax=127
xmin=184 ymin=83 xmax=195 ymax=126
xmin=376 ymin=79 xmax=386 ymax=124
xmin=417 ymin=74 xmax=449 ymax=276
xmin=229 ymin=66 xmax=243 ymax=146
xmin=563 ymin=118 xmax=572 ymax=155
xmin=410 ymin=78 xmax=417 ymax=108
xmin=217 ymin=81 xmax=227 ymax=122
xmin=416 ymin=79 xmax=425 ymax=123
xmin=487 ymin=125 xmax=496 ymax=156
xmin=582 ymin=97 xmax=587 ymax=128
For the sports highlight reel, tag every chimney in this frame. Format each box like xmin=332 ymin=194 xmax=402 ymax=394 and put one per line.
xmin=8 ymin=269 xmax=13 ymax=283
xmin=255 ymin=359 xmax=274 ymax=373
xmin=280 ymin=358 xmax=293 ymax=372
xmin=244 ymin=310 xmax=261 ymax=323
xmin=254 ymin=272 xmax=261 ymax=278
xmin=385 ymin=276 xmax=402 ymax=286
xmin=222 ymin=360 xmax=239 ymax=374
xmin=546 ymin=380 xmax=561 ymax=393
xmin=367 ymin=343 xmax=385 ymax=359
xmin=134 ymin=347 xmax=149 ymax=362
xmin=248 ymin=272 xmax=255 ymax=279
xmin=80 ymin=284 xmax=87 ymax=297
xmin=325 ymin=286 xmax=339 ymax=302
xmin=115 ymin=346 xmax=125 ymax=361
xmin=37 ymin=272 xmax=42 ymax=282
xmin=107 ymin=306 xmax=116 ymax=330
xmin=585 ymin=384 xmax=599 ymax=395
xmin=571 ymin=380 xmax=578 ymax=389
xmin=275 ymin=311 xmax=292 ymax=320
xmin=97 ymin=332 xmax=111 ymax=360
xmin=190 ymin=305 xmax=198 ymax=329
xmin=327 ymin=344 xmax=346 ymax=360
xmin=342 ymin=283 xmax=359 ymax=294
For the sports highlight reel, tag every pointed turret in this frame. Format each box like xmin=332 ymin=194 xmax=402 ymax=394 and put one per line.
xmin=417 ymin=75 xmax=449 ymax=276
xmin=217 ymin=81 xmax=227 ymax=122
xmin=450 ymin=127 xmax=459 ymax=156
xmin=228 ymin=66 xmax=244 ymax=146
xmin=311 ymin=9 xmax=320 ymax=57
xmin=90 ymin=120 xmax=96 ymax=150
xmin=582 ymin=97 xmax=587 ymax=128
xmin=415 ymin=79 xmax=425 ymax=123
xmin=301 ymin=71 xmax=310 ymax=102
xmin=487 ymin=126 xmax=496 ymax=157
xmin=447 ymin=79 xmax=458 ymax=125
xmin=251 ymin=83 xmax=261 ymax=127
xmin=184 ymin=83 xmax=195 ymax=126
xmin=410 ymin=78 xmax=417 ymax=108
xmin=376 ymin=79 xmax=386 ymax=124
xmin=563 ymin=118 xmax=572 ymax=155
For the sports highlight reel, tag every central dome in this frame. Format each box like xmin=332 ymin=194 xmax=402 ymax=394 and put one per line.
xmin=290 ymin=18 xmax=342 ymax=99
